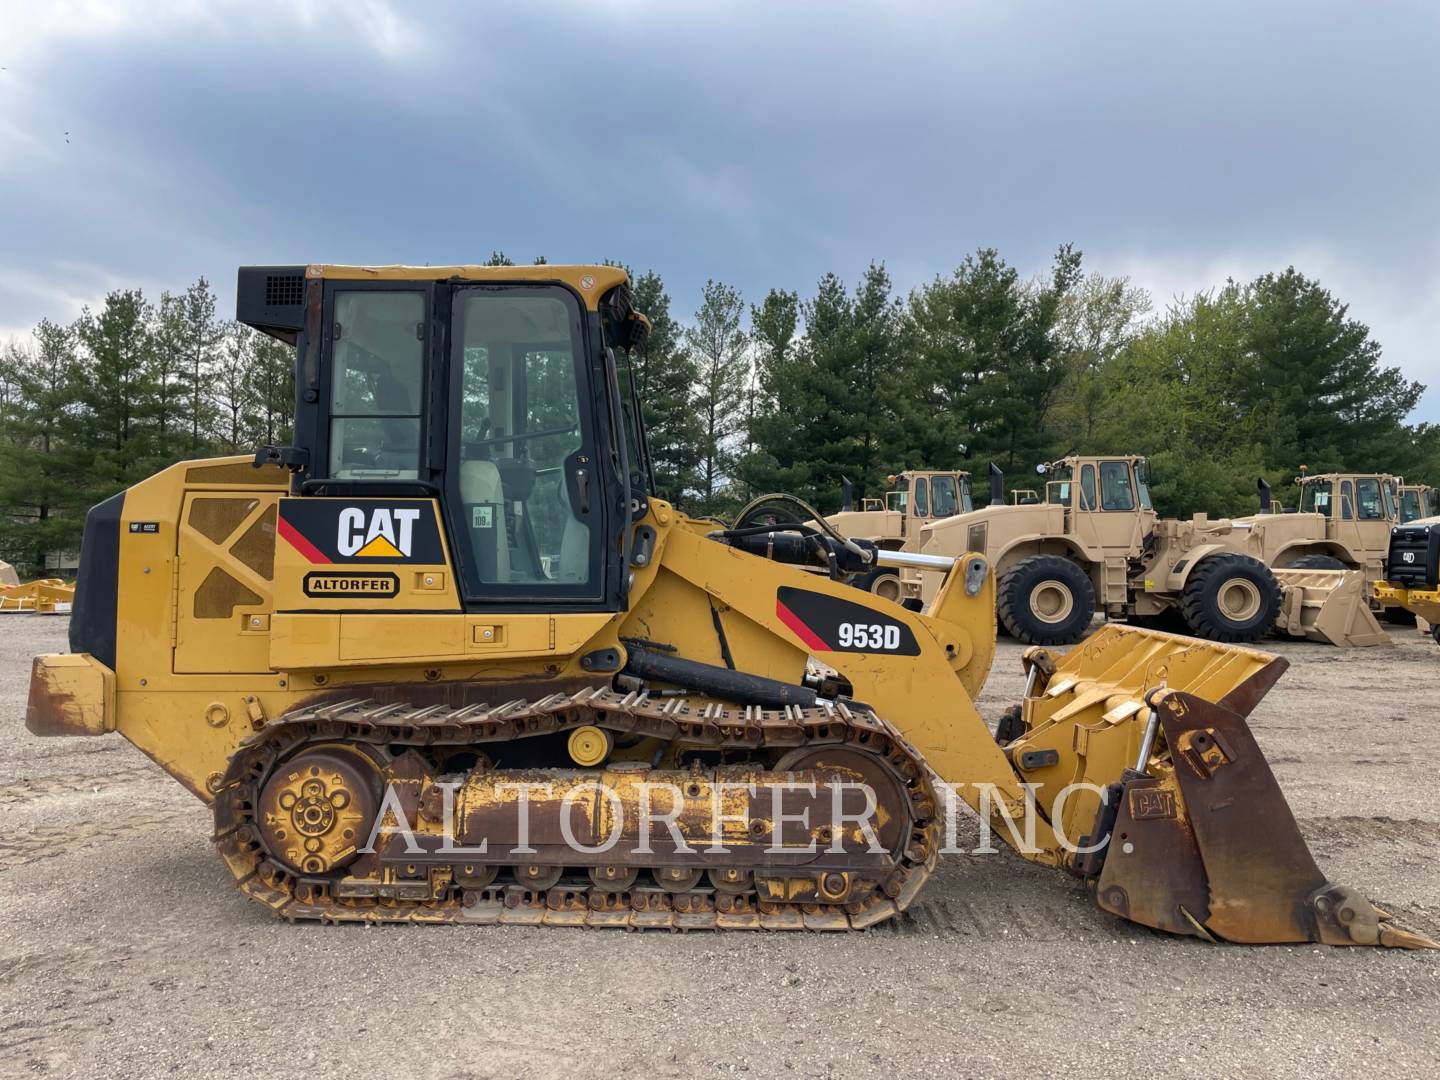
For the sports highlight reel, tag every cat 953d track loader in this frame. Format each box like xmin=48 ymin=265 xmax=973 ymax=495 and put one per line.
xmin=25 ymin=263 xmax=1433 ymax=947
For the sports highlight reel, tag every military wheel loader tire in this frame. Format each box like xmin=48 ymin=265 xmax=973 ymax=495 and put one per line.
xmin=1285 ymin=554 xmax=1348 ymax=571
xmin=1431 ymin=624 xmax=1440 ymax=646
xmin=1179 ymin=553 xmax=1281 ymax=642
xmin=996 ymin=555 xmax=1095 ymax=646
xmin=856 ymin=568 xmax=902 ymax=604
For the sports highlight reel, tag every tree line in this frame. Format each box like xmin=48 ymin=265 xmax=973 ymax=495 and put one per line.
xmin=632 ymin=248 xmax=1436 ymax=522
xmin=0 ymin=278 xmax=294 ymax=576
xmin=1 ymin=248 xmax=1435 ymax=578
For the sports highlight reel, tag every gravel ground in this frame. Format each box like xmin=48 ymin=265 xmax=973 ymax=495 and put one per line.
xmin=2 ymin=616 xmax=1438 ymax=1079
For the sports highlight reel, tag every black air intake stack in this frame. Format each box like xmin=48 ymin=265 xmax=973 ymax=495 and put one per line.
xmin=989 ymin=463 xmax=1004 ymax=506
xmin=840 ymin=476 xmax=853 ymax=513
xmin=1257 ymin=478 xmax=1272 ymax=514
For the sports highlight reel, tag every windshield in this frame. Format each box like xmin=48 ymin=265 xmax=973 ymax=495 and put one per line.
xmin=931 ymin=474 xmax=959 ymax=516
xmin=1299 ymin=480 xmax=1332 ymax=515
xmin=1400 ymin=490 xmax=1422 ymax=523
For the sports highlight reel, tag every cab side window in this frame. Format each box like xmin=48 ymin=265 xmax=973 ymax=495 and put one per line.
xmin=328 ymin=291 xmax=426 ymax=479
xmin=1100 ymin=462 xmax=1135 ymax=511
xmin=913 ymin=478 xmax=929 ymax=516
xmin=1340 ymin=481 xmax=1354 ymax=520
xmin=1080 ymin=465 xmax=1097 ymax=511
xmin=1355 ymin=478 xmax=1382 ymax=520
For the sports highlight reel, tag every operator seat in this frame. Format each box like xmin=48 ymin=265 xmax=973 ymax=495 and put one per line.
xmin=459 ymin=459 xmax=512 ymax=582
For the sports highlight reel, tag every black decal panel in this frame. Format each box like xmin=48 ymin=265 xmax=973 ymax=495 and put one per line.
xmin=303 ymin=571 xmax=400 ymax=598
xmin=277 ymin=498 xmax=445 ymax=565
xmin=775 ymin=586 xmax=921 ymax=656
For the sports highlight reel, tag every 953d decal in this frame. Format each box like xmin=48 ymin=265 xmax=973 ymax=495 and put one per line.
xmin=277 ymin=498 xmax=446 ymax=565
xmin=775 ymin=586 xmax=920 ymax=656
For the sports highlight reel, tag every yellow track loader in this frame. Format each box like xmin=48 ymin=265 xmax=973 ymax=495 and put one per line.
xmin=1373 ymin=516 xmax=1440 ymax=645
xmin=24 ymin=263 xmax=1433 ymax=947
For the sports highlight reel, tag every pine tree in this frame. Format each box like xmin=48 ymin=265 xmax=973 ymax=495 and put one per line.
xmin=747 ymin=265 xmax=906 ymax=511
xmin=149 ymin=290 xmax=188 ymax=460
xmin=742 ymin=288 xmax=798 ymax=484
xmin=685 ymin=280 xmax=750 ymax=516
xmin=1239 ymin=268 xmax=1422 ymax=472
xmin=176 ymin=278 xmax=221 ymax=454
xmin=69 ymin=290 xmax=158 ymax=502
xmin=627 ymin=269 xmax=701 ymax=504
xmin=249 ymin=333 xmax=296 ymax=445
xmin=905 ymin=246 xmax=1080 ymax=476
xmin=0 ymin=322 xmax=81 ymax=574
xmin=212 ymin=323 xmax=261 ymax=451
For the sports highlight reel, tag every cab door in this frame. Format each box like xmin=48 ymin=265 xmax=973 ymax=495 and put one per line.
xmin=1349 ymin=477 xmax=1396 ymax=571
xmin=441 ymin=283 xmax=623 ymax=609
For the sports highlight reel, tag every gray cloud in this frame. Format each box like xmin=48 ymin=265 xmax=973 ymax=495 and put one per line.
xmin=1 ymin=0 xmax=1436 ymax=417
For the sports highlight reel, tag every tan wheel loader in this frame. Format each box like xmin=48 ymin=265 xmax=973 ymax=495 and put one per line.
xmin=822 ymin=469 xmax=972 ymax=602
xmin=1399 ymin=483 xmax=1438 ymax=525
xmin=23 ymin=262 xmax=1433 ymax=948
xmin=907 ymin=456 xmax=1387 ymax=648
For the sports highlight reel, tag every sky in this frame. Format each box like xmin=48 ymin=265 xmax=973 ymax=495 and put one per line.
xmin=0 ymin=0 xmax=1437 ymax=420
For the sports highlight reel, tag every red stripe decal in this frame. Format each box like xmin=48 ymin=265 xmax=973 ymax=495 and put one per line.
xmin=278 ymin=515 xmax=330 ymax=565
xmin=776 ymin=598 xmax=829 ymax=651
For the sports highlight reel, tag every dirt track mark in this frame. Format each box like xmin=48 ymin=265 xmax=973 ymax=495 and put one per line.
xmin=1298 ymin=815 xmax=1440 ymax=850
xmin=0 ymin=761 xmax=161 ymax=805
xmin=0 ymin=806 xmax=201 ymax=871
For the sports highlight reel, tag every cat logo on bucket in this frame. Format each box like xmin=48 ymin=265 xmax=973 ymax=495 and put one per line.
xmin=337 ymin=507 xmax=421 ymax=558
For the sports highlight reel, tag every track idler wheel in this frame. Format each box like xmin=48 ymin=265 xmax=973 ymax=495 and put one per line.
xmin=256 ymin=746 xmax=382 ymax=876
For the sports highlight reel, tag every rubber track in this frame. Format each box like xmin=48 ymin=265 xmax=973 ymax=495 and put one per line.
xmin=212 ymin=687 xmax=942 ymax=930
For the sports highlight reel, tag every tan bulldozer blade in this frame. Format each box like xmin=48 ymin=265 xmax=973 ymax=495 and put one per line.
xmin=1272 ymin=568 xmax=1388 ymax=647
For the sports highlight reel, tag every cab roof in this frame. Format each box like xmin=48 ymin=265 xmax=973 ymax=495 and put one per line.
xmin=301 ymin=264 xmax=629 ymax=310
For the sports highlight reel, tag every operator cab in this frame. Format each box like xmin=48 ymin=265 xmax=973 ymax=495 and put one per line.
xmin=1399 ymin=484 xmax=1436 ymax=524
xmin=1296 ymin=472 xmax=1399 ymax=524
xmin=237 ymin=264 xmax=651 ymax=611
xmin=1037 ymin=456 xmax=1154 ymax=514
xmin=860 ymin=470 xmax=972 ymax=520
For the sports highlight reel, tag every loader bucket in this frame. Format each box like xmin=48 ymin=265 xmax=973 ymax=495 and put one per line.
xmin=1272 ymin=568 xmax=1388 ymax=647
xmin=1024 ymin=625 xmax=1435 ymax=948
xmin=1092 ymin=686 xmax=1434 ymax=947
